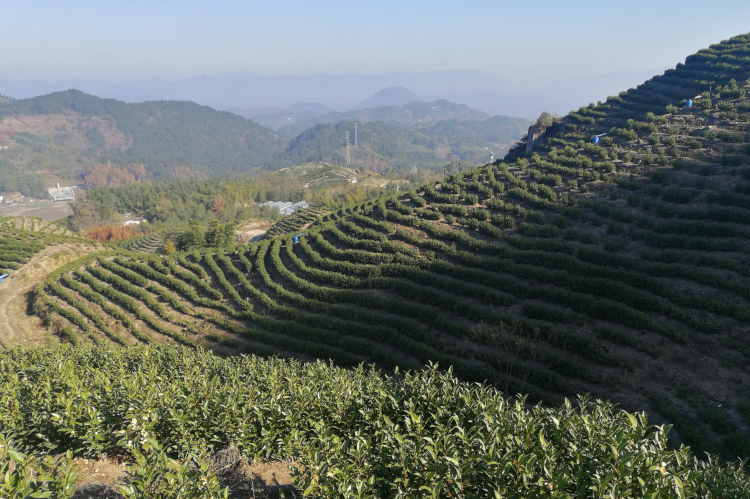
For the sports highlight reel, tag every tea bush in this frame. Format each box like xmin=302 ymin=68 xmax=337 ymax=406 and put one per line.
xmin=2 ymin=346 xmax=749 ymax=498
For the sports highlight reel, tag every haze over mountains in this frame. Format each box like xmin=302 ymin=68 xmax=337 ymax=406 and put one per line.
xmin=0 ymin=68 xmax=667 ymax=120
xmin=261 ymin=98 xmax=492 ymax=137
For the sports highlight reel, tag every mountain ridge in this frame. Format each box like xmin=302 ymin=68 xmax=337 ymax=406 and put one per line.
xmin=352 ymin=86 xmax=423 ymax=110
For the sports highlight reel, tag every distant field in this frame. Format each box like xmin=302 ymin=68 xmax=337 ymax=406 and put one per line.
xmin=0 ymin=202 xmax=72 ymax=221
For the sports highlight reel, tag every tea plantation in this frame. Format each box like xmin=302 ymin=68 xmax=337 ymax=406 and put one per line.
xmin=5 ymin=33 xmax=750 ymax=497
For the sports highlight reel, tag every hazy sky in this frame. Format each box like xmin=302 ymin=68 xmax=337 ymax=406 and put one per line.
xmin=3 ymin=0 xmax=750 ymax=82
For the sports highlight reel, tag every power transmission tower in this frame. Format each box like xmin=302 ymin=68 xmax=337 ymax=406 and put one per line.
xmin=345 ymin=131 xmax=351 ymax=167
xmin=354 ymin=123 xmax=358 ymax=146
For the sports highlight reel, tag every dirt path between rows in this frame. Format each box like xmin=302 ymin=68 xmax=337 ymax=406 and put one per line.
xmin=0 ymin=243 xmax=100 ymax=348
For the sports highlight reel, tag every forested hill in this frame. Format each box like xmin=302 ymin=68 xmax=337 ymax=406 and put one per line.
xmin=0 ymin=90 xmax=289 ymax=179
xmin=276 ymin=116 xmax=530 ymax=174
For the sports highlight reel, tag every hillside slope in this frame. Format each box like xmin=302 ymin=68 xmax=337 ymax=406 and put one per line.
xmin=25 ymin=32 xmax=750 ymax=464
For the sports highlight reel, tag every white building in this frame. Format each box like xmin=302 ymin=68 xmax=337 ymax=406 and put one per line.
xmin=257 ymin=200 xmax=310 ymax=216
xmin=47 ymin=184 xmax=75 ymax=202
xmin=122 ymin=214 xmax=146 ymax=226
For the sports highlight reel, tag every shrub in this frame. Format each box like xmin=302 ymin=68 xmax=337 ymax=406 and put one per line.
xmin=717 ymin=101 xmax=735 ymax=111
xmin=469 ymin=208 xmax=490 ymax=221
xmin=535 ymin=111 xmax=554 ymax=133
xmin=603 ymin=240 xmax=622 ymax=252
xmin=701 ymin=165 xmax=715 ymax=176
xmin=518 ymin=223 xmax=559 ymax=238
xmin=522 ymin=303 xmax=577 ymax=323
xmin=610 ymin=127 xmax=639 ymax=141
xmin=463 ymin=193 xmax=479 ymax=205
xmin=721 ymin=155 xmax=743 ymax=166
xmin=651 ymin=170 xmax=669 ymax=184
xmin=655 ymin=203 xmax=677 ymax=218
xmin=553 ymin=216 xmax=568 ymax=229
xmin=718 ymin=131 xmax=745 ymax=143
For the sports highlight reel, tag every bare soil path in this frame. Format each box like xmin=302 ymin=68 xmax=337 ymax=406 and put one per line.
xmin=0 ymin=243 xmax=100 ymax=348
xmin=236 ymin=219 xmax=272 ymax=242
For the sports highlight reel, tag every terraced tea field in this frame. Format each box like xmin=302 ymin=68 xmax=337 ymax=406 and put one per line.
xmin=124 ymin=230 xmax=182 ymax=253
xmin=0 ymin=217 xmax=97 ymax=347
xmin=0 ymin=216 xmax=82 ymax=274
xmin=33 ymin=33 xmax=750 ymax=462
xmin=264 ymin=207 xmax=328 ymax=238
xmin=39 ymin=158 xmax=750 ymax=460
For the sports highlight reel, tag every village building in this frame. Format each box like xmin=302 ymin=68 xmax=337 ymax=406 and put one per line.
xmin=257 ymin=200 xmax=310 ymax=216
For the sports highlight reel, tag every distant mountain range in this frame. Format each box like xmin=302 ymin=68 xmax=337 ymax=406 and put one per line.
xmin=0 ymin=70 xmax=504 ymax=112
xmin=352 ymin=87 xmax=422 ymax=110
xmin=0 ymin=68 xmax=667 ymax=120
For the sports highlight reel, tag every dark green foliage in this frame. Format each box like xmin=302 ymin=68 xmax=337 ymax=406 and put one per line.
xmin=662 ymin=187 xmax=693 ymax=204
xmin=0 ymin=172 xmax=47 ymax=198
xmin=204 ymin=220 xmax=236 ymax=248
xmin=522 ymin=303 xmax=578 ymax=323
xmin=720 ymin=154 xmax=743 ymax=166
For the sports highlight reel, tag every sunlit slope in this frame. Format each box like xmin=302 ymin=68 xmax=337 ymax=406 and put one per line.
xmin=37 ymin=34 xmax=750 ymax=460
